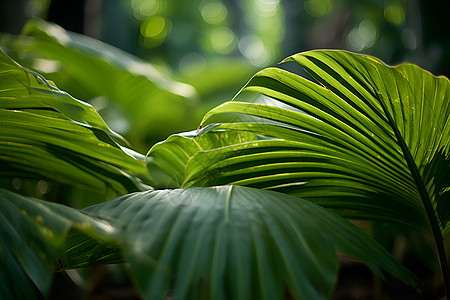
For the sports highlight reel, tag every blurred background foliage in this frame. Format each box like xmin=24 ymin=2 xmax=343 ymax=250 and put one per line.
xmin=0 ymin=0 xmax=449 ymax=203
xmin=1 ymin=0 xmax=449 ymax=154
xmin=0 ymin=0 xmax=449 ymax=202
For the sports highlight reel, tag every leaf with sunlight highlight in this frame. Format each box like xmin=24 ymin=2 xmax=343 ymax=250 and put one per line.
xmin=148 ymin=50 xmax=450 ymax=289
xmin=0 ymin=49 xmax=151 ymax=195
xmin=0 ymin=18 xmax=197 ymax=150
xmin=153 ymin=50 xmax=450 ymax=237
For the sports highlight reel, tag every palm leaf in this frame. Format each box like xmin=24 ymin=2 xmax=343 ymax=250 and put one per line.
xmin=148 ymin=50 xmax=450 ymax=288
xmin=0 ymin=18 xmax=197 ymax=150
xmin=147 ymin=124 xmax=258 ymax=188
xmin=0 ymin=189 xmax=122 ymax=299
xmin=85 ymin=185 xmax=417 ymax=300
xmin=0 ymin=49 xmax=151 ymax=195
xmin=151 ymin=50 xmax=449 ymax=234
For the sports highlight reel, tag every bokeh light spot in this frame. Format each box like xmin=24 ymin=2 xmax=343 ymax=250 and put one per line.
xmin=141 ymin=16 xmax=167 ymax=38
xmin=37 ymin=180 xmax=50 ymax=195
xmin=255 ymin=0 xmax=280 ymax=17
xmin=201 ymin=1 xmax=228 ymax=25
xmin=132 ymin=0 xmax=164 ymax=19
xmin=140 ymin=16 xmax=172 ymax=48
xmin=238 ymin=35 xmax=271 ymax=66
xmin=347 ymin=19 xmax=377 ymax=51
xmin=209 ymin=27 xmax=237 ymax=54
xmin=384 ymin=2 xmax=405 ymax=25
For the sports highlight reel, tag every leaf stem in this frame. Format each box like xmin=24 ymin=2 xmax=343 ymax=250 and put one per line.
xmin=377 ymin=95 xmax=450 ymax=296
xmin=406 ymin=155 xmax=450 ymax=295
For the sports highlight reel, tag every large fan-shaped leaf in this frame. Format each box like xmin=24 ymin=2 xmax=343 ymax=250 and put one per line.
xmin=0 ymin=189 xmax=122 ymax=299
xmin=85 ymin=185 xmax=417 ymax=300
xmin=0 ymin=49 xmax=151 ymax=195
xmin=150 ymin=50 xmax=450 ymax=238
xmin=147 ymin=50 xmax=450 ymax=290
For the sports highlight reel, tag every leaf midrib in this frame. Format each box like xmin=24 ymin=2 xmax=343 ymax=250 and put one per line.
xmin=376 ymin=88 xmax=449 ymax=290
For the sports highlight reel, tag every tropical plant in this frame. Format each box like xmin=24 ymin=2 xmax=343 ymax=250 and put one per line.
xmin=1 ymin=42 xmax=449 ymax=299
xmin=0 ymin=18 xmax=199 ymax=153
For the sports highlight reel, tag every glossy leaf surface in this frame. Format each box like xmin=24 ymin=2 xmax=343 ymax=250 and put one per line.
xmin=1 ymin=19 xmax=197 ymax=151
xmin=0 ymin=189 xmax=121 ymax=299
xmin=0 ymin=49 xmax=151 ymax=195
xmin=150 ymin=50 xmax=450 ymax=237
xmin=85 ymin=185 xmax=417 ymax=300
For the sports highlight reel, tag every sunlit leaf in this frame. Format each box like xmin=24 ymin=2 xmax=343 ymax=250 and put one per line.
xmin=152 ymin=50 xmax=450 ymax=238
xmin=0 ymin=49 xmax=151 ymax=195
xmin=147 ymin=123 xmax=258 ymax=188
xmin=0 ymin=18 xmax=198 ymax=151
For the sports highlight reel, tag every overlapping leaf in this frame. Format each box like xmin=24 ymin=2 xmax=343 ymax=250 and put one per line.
xmin=0 ymin=189 xmax=122 ymax=299
xmin=149 ymin=50 xmax=450 ymax=237
xmin=85 ymin=185 xmax=417 ymax=300
xmin=0 ymin=18 xmax=197 ymax=150
xmin=147 ymin=123 xmax=258 ymax=188
xmin=0 ymin=48 xmax=433 ymax=299
xmin=0 ymin=49 xmax=151 ymax=195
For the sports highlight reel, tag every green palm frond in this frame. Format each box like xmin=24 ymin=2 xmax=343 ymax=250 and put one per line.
xmin=148 ymin=50 xmax=450 ymax=289
xmin=0 ymin=49 xmax=151 ymax=195
xmin=151 ymin=50 xmax=450 ymax=236
xmin=0 ymin=189 xmax=121 ymax=299
xmin=85 ymin=185 xmax=418 ymax=300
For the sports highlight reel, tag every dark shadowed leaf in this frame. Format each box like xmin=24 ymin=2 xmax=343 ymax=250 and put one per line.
xmin=0 ymin=189 xmax=122 ymax=299
xmin=85 ymin=185 xmax=417 ymax=300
